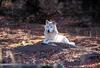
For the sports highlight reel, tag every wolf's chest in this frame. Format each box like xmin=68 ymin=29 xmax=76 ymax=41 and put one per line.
xmin=46 ymin=34 xmax=65 ymax=42
xmin=54 ymin=35 xmax=65 ymax=42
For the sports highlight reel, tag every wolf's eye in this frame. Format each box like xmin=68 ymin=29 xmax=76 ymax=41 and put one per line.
xmin=50 ymin=26 xmax=52 ymax=28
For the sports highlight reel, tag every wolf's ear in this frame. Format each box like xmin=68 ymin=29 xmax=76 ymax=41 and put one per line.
xmin=46 ymin=20 xmax=49 ymax=24
xmin=53 ymin=21 xmax=57 ymax=25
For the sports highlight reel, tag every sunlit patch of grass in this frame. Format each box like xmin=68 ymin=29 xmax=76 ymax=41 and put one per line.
xmin=8 ymin=36 xmax=44 ymax=48
xmin=9 ymin=41 xmax=34 ymax=48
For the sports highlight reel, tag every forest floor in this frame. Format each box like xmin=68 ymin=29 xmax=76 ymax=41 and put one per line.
xmin=0 ymin=16 xmax=100 ymax=68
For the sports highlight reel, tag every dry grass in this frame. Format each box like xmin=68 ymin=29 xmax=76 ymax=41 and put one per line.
xmin=0 ymin=22 xmax=100 ymax=67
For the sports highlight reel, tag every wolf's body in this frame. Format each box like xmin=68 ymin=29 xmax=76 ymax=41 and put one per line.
xmin=43 ymin=20 xmax=75 ymax=46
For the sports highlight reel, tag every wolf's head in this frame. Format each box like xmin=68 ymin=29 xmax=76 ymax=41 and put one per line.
xmin=44 ymin=20 xmax=58 ymax=34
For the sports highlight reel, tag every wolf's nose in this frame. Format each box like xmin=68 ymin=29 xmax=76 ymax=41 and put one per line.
xmin=48 ymin=30 xmax=50 ymax=33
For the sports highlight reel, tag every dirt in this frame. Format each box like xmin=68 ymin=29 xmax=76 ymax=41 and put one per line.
xmin=0 ymin=18 xmax=100 ymax=68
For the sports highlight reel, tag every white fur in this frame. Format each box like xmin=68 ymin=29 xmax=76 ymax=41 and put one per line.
xmin=43 ymin=20 xmax=75 ymax=46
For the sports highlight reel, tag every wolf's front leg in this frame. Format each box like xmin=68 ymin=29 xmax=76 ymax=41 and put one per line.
xmin=43 ymin=39 xmax=50 ymax=44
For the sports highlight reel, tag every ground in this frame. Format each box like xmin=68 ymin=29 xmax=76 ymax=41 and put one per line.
xmin=0 ymin=16 xmax=100 ymax=68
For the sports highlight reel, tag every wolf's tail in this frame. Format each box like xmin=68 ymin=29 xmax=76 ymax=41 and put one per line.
xmin=69 ymin=42 xmax=75 ymax=46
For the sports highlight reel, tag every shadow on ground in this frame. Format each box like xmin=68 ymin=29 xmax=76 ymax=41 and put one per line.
xmin=13 ymin=42 xmax=71 ymax=59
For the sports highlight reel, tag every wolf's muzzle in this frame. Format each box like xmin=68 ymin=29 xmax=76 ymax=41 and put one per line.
xmin=48 ymin=30 xmax=50 ymax=33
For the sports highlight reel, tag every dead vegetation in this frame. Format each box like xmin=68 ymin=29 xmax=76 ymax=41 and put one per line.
xmin=0 ymin=20 xmax=99 ymax=68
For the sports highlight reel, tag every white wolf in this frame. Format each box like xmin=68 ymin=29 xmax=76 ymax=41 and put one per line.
xmin=43 ymin=20 xmax=75 ymax=47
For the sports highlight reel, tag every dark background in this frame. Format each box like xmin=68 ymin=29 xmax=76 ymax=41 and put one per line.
xmin=0 ymin=0 xmax=100 ymax=26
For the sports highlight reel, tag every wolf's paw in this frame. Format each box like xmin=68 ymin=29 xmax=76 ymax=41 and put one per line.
xmin=42 ymin=40 xmax=50 ymax=45
xmin=41 ymin=42 xmax=48 ymax=45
